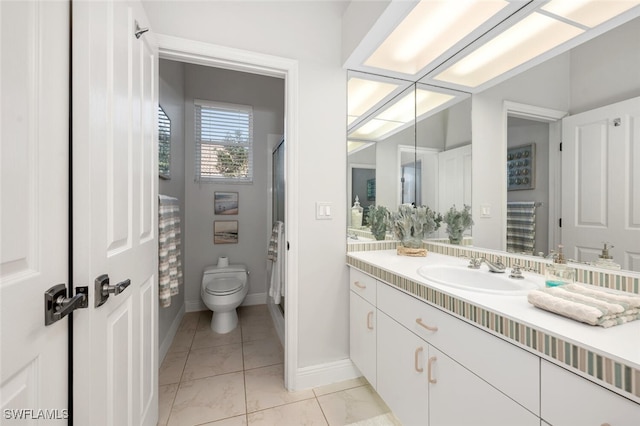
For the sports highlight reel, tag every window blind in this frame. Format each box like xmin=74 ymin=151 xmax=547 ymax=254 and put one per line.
xmin=195 ymin=99 xmax=253 ymax=183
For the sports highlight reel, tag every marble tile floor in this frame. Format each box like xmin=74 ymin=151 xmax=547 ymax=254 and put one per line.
xmin=158 ymin=305 xmax=400 ymax=426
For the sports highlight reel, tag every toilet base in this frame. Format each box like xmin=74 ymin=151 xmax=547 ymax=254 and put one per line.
xmin=210 ymin=309 xmax=239 ymax=334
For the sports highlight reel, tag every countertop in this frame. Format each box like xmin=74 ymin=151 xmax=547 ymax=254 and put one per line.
xmin=347 ymin=249 xmax=640 ymax=372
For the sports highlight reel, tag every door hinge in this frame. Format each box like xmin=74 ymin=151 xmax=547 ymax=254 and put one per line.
xmin=559 ymin=218 xmax=562 ymax=228
xmin=559 ymin=142 xmax=563 ymax=151
xmin=44 ymin=285 xmax=88 ymax=326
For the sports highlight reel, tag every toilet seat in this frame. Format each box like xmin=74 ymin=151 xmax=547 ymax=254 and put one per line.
xmin=204 ymin=277 xmax=244 ymax=296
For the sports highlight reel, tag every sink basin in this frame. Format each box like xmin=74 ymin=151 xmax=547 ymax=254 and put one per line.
xmin=416 ymin=265 xmax=542 ymax=295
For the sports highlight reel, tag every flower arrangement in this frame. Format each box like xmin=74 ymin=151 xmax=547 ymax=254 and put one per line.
xmin=367 ymin=205 xmax=390 ymax=241
xmin=442 ymin=204 xmax=473 ymax=244
xmin=390 ymin=204 xmax=442 ymax=249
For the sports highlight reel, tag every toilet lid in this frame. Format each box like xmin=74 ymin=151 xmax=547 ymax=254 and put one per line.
xmin=205 ymin=277 xmax=244 ymax=296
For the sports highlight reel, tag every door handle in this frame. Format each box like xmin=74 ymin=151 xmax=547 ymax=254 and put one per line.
xmin=94 ymin=274 xmax=131 ymax=307
xmin=44 ymin=284 xmax=88 ymax=325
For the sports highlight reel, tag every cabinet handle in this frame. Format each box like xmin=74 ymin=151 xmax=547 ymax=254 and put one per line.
xmin=416 ymin=318 xmax=438 ymax=332
xmin=414 ymin=347 xmax=424 ymax=372
xmin=366 ymin=311 xmax=374 ymax=330
xmin=601 ymin=424 xmax=611 ymax=426
xmin=354 ymin=281 xmax=366 ymax=289
xmin=428 ymin=356 xmax=437 ymax=384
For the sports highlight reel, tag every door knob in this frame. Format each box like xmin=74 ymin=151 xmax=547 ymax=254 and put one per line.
xmin=44 ymin=284 xmax=88 ymax=325
xmin=94 ymin=274 xmax=131 ymax=307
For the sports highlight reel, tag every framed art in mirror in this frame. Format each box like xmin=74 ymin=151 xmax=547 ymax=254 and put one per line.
xmin=507 ymin=143 xmax=535 ymax=191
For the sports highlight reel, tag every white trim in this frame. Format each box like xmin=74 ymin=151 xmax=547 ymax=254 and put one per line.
xmin=267 ymin=297 xmax=285 ymax=347
xmin=295 ymin=359 xmax=361 ymax=391
xmin=242 ymin=292 xmax=267 ymax=306
xmin=157 ymin=34 xmax=300 ymax=391
xmin=159 ymin=305 xmax=185 ymax=365
xmin=503 ymin=101 xmax=567 ymax=252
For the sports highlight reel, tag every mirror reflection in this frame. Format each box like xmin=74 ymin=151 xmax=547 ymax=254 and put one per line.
xmin=348 ymin=11 xmax=640 ymax=273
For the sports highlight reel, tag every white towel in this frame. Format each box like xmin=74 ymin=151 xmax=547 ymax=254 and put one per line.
xmin=268 ymin=221 xmax=285 ymax=304
xmin=527 ymin=283 xmax=640 ymax=328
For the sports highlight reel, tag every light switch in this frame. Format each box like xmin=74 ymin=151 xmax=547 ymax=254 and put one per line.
xmin=480 ymin=204 xmax=491 ymax=218
xmin=316 ymin=202 xmax=333 ymax=220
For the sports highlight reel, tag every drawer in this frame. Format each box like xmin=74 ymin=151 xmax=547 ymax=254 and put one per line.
xmin=349 ymin=268 xmax=376 ymax=305
xmin=377 ymin=280 xmax=540 ymax=415
xmin=541 ymin=360 xmax=640 ymax=426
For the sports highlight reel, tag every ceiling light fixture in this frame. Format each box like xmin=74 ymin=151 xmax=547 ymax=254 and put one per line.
xmin=433 ymin=12 xmax=584 ymax=88
xmin=364 ymin=0 xmax=510 ymax=75
xmin=541 ymin=0 xmax=640 ymax=28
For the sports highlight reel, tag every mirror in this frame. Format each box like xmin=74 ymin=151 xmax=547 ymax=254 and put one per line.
xmin=347 ymin=73 xmax=471 ymax=241
xmin=347 ymin=10 xmax=640 ymax=272
xmin=158 ymin=105 xmax=171 ymax=179
xmin=469 ymin=15 xmax=640 ymax=272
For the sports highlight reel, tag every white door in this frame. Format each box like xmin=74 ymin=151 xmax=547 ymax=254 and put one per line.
xmin=561 ymin=97 xmax=640 ymax=271
xmin=1 ymin=1 xmax=70 ymax=423
xmin=438 ymin=144 xmax=472 ymax=238
xmin=72 ymin=1 xmax=158 ymax=425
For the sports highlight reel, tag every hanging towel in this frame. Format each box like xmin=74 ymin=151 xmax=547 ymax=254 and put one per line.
xmin=507 ymin=201 xmax=536 ymax=254
xmin=527 ymin=283 xmax=640 ymax=328
xmin=159 ymin=195 xmax=182 ymax=308
xmin=268 ymin=221 xmax=285 ymax=304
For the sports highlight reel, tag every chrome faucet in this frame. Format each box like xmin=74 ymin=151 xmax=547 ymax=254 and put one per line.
xmin=482 ymin=257 xmax=506 ymax=273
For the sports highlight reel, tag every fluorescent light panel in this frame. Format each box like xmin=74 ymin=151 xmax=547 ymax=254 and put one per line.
xmin=541 ymin=0 xmax=640 ymax=28
xmin=350 ymin=88 xmax=455 ymax=140
xmin=364 ymin=0 xmax=509 ymax=75
xmin=434 ymin=12 xmax=585 ymax=87
xmin=347 ymin=140 xmax=374 ymax=154
xmin=347 ymin=78 xmax=399 ymax=118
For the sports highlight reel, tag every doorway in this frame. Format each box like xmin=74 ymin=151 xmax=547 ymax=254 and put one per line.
xmin=157 ymin=37 xmax=300 ymax=390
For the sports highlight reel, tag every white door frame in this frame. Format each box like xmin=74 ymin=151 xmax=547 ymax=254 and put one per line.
xmin=502 ymin=101 xmax=567 ymax=252
xmin=155 ymin=35 xmax=300 ymax=390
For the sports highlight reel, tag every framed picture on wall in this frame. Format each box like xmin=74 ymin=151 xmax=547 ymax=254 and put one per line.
xmin=507 ymin=143 xmax=535 ymax=191
xmin=214 ymin=192 xmax=239 ymax=215
xmin=214 ymin=220 xmax=238 ymax=244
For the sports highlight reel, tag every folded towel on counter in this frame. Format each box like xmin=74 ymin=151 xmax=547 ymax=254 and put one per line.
xmin=527 ymin=283 xmax=640 ymax=328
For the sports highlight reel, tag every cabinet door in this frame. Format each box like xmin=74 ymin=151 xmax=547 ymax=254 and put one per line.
xmin=541 ymin=360 xmax=640 ymax=426
xmin=377 ymin=311 xmax=429 ymax=426
xmin=350 ymin=291 xmax=376 ymax=387
xmin=429 ymin=347 xmax=539 ymax=426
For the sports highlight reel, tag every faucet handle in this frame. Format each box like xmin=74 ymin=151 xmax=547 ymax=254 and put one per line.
xmin=467 ymin=257 xmax=483 ymax=269
xmin=509 ymin=264 xmax=524 ymax=279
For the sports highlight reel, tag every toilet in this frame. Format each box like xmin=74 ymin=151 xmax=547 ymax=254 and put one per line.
xmin=201 ymin=262 xmax=249 ymax=334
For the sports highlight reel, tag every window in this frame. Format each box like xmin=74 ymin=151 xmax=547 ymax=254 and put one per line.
xmin=195 ymin=100 xmax=253 ymax=183
xmin=158 ymin=105 xmax=171 ymax=179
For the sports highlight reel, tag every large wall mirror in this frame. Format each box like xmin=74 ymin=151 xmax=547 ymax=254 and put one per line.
xmin=347 ymin=6 xmax=640 ymax=273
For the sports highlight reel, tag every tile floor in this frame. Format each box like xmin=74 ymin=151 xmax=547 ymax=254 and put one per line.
xmin=158 ymin=305 xmax=399 ymax=426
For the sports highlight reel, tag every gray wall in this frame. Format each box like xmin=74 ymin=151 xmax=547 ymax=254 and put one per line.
xmin=183 ymin=64 xmax=284 ymax=309
xmin=158 ymin=59 xmax=186 ymax=348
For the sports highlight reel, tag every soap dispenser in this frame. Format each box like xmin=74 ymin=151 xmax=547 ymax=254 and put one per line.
xmin=545 ymin=245 xmax=576 ymax=287
xmin=594 ymin=243 xmax=621 ymax=270
xmin=351 ymin=196 xmax=363 ymax=228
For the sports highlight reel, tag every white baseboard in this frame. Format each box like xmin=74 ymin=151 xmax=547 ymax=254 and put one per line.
xmin=242 ymin=292 xmax=267 ymax=306
xmin=185 ymin=292 xmax=267 ymax=313
xmin=159 ymin=305 xmax=185 ymax=365
xmin=294 ymin=358 xmax=361 ymax=391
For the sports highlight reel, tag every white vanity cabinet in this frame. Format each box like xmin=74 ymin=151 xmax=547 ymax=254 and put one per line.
xmin=377 ymin=310 xmax=429 ymax=425
xmin=541 ymin=360 xmax=640 ymax=426
xmin=375 ymin=281 xmax=538 ymax=426
xmin=349 ymin=269 xmax=377 ymax=387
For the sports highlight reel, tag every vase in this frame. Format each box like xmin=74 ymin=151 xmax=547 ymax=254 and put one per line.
xmin=448 ymin=229 xmax=463 ymax=245
xmin=401 ymin=236 xmax=423 ymax=249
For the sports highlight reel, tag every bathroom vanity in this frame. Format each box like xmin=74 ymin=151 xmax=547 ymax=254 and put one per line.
xmin=347 ymin=249 xmax=640 ymax=426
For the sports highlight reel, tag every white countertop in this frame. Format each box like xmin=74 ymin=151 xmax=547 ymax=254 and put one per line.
xmin=348 ymin=249 xmax=640 ymax=371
